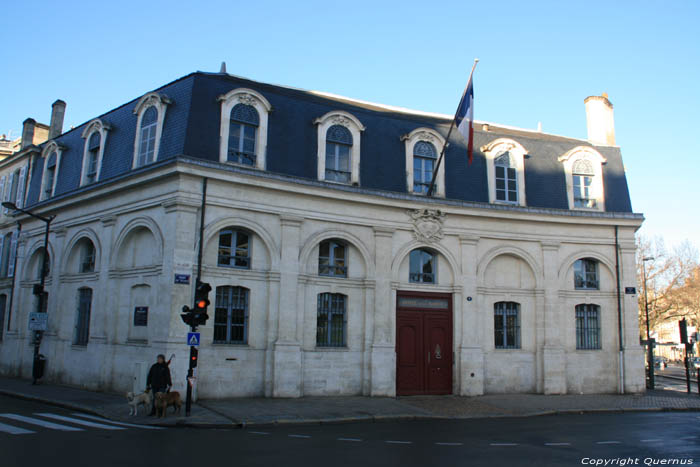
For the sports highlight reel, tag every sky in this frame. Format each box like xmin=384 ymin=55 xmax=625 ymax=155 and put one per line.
xmin=1 ymin=0 xmax=698 ymax=251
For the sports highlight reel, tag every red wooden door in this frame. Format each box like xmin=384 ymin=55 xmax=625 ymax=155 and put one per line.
xmin=396 ymin=292 xmax=452 ymax=396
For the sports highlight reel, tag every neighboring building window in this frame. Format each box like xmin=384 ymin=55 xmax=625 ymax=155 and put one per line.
xmin=494 ymin=301 xmax=521 ymax=349
xmin=574 ymin=258 xmax=599 ymax=290
xmin=228 ymin=104 xmax=259 ymax=166
xmin=572 ymin=159 xmax=596 ymax=208
xmin=413 ymin=141 xmax=437 ymax=194
xmin=73 ymin=288 xmax=92 ymax=346
xmin=214 ymin=286 xmax=249 ymax=344
xmin=494 ymin=151 xmax=518 ymax=203
xmin=80 ymin=240 xmax=96 ymax=273
xmin=316 ymin=293 xmax=347 ymax=347
xmin=319 ymin=240 xmax=347 ymax=277
xmin=409 ymin=248 xmax=436 ymax=284
xmin=44 ymin=152 xmax=57 ymax=199
xmin=0 ymin=232 xmax=11 ymax=277
xmin=0 ymin=294 xmax=6 ymax=341
xmin=575 ymin=304 xmax=601 ymax=350
xmin=85 ymin=132 xmax=100 ymax=184
xmin=137 ymin=106 xmax=158 ymax=167
xmin=325 ymin=125 xmax=352 ymax=183
xmin=217 ymin=228 xmax=250 ymax=269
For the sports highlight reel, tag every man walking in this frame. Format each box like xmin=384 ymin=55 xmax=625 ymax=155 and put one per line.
xmin=146 ymin=354 xmax=172 ymax=416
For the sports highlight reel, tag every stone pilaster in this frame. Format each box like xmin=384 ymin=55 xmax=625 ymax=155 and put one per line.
xmin=619 ymin=238 xmax=645 ymax=393
xmin=459 ymin=235 xmax=483 ymax=395
xmin=370 ymin=226 xmax=395 ymax=396
xmin=541 ymin=241 xmax=566 ymax=394
xmin=272 ymin=215 xmax=303 ymax=397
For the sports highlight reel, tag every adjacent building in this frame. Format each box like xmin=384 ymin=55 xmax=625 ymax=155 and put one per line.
xmin=0 ymin=70 xmax=645 ymax=398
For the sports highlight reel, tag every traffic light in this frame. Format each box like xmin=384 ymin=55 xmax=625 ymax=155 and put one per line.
xmin=181 ymin=305 xmax=194 ymax=327
xmin=190 ymin=346 xmax=198 ymax=368
xmin=193 ymin=281 xmax=212 ymax=326
xmin=680 ymin=318 xmax=688 ymax=345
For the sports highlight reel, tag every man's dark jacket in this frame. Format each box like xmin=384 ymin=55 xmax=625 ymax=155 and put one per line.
xmin=146 ymin=362 xmax=172 ymax=390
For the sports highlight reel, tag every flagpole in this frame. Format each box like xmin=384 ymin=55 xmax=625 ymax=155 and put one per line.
xmin=426 ymin=58 xmax=479 ymax=197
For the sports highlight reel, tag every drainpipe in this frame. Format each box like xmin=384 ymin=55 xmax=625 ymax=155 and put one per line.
xmin=614 ymin=225 xmax=625 ymax=394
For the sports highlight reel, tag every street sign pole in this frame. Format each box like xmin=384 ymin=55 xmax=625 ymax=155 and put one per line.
xmin=186 ymin=341 xmax=195 ymax=416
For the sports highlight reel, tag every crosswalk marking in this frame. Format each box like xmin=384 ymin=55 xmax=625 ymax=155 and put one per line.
xmin=0 ymin=421 xmax=35 ymax=435
xmin=0 ymin=414 xmax=83 ymax=431
xmin=35 ymin=413 xmax=126 ymax=430
xmin=70 ymin=413 xmax=164 ymax=430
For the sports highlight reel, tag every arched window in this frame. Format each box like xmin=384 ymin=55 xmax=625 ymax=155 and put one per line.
xmin=136 ymin=106 xmax=158 ymax=167
xmin=85 ymin=132 xmax=101 ymax=184
xmin=316 ymin=292 xmax=347 ymax=347
xmin=0 ymin=232 xmax=12 ymax=277
xmin=409 ymin=248 xmax=437 ymax=284
xmin=575 ymin=304 xmax=600 ymax=350
xmin=413 ymin=141 xmax=437 ymax=194
xmin=494 ymin=302 xmax=521 ymax=349
xmin=494 ymin=151 xmax=518 ymax=203
xmin=228 ymin=104 xmax=259 ymax=166
xmin=74 ymin=288 xmax=93 ymax=346
xmin=214 ymin=286 xmax=249 ymax=344
xmin=574 ymin=258 xmax=599 ymax=290
xmin=325 ymin=125 xmax=353 ymax=183
xmin=79 ymin=239 xmax=96 ymax=273
xmin=572 ymin=159 xmax=596 ymax=208
xmin=35 ymin=247 xmax=50 ymax=280
xmin=43 ymin=151 xmax=57 ymax=199
xmin=318 ymin=240 xmax=347 ymax=277
xmin=217 ymin=228 xmax=250 ymax=269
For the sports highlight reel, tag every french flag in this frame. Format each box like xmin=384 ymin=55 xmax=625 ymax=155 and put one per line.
xmin=454 ymin=76 xmax=474 ymax=164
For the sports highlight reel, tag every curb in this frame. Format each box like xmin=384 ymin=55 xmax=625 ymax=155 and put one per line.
xmin=2 ymin=387 xmax=699 ymax=429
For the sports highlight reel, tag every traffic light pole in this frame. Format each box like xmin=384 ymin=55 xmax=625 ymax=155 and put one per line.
xmin=186 ymin=334 xmax=196 ymax=416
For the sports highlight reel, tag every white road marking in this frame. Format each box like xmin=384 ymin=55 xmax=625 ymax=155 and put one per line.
xmin=0 ymin=414 xmax=83 ymax=431
xmin=641 ymin=439 xmax=663 ymax=442
xmin=288 ymin=434 xmax=311 ymax=439
xmin=0 ymin=421 xmax=35 ymax=435
xmin=248 ymin=431 xmax=270 ymax=435
xmin=385 ymin=440 xmax=412 ymax=444
xmin=337 ymin=438 xmax=363 ymax=442
xmin=435 ymin=442 xmax=463 ymax=446
xmin=597 ymin=441 xmax=621 ymax=445
xmin=70 ymin=413 xmax=164 ymax=430
xmin=35 ymin=413 xmax=125 ymax=430
xmin=545 ymin=443 xmax=571 ymax=446
xmin=490 ymin=443 xmax=519 ymax=446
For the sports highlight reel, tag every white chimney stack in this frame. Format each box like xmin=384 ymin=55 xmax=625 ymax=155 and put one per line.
xmin=584 ymin=93 xmax=615 ymax=146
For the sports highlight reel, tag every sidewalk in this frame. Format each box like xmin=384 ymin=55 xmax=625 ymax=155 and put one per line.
xmin=1 ymin=375 xmax=699 ymax=428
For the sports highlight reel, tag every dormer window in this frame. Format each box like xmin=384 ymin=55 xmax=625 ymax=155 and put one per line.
xmin=325 ymin=125 xmax=352 ymax=183
xmin=43 ymin=152 xmax=57 ymax=199
xmin=228 ymin=104 xmax=259 ymax=166
xmin=137 ymin=107 xmax=157 ymax=167
xmin=558 ymin=147 xmax=606 ymax=211
xmin=132 ymin=92 xmax=170 ymax=169
xmin=80 ymin=118 xmax=110 ymax=186
xmin=314 ymin=111 xmax=364 ymax=184
xmin=572 ymin=159 xmax=596 ymax=208
xmin=85 ymin=133 xmax=100 ymax=183
xmin=481 ymin=138 xmax=527 ymax=206
xmin=402 ymin=128 xmax=446 ymax=197
xmin=494 ymin=151 xmax=518 ymax=203
xmin=413 ymin=141 xmax=437 ymax=194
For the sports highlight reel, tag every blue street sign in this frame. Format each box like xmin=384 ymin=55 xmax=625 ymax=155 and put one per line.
xmin=187 ymin=332 xmax=200 ymax=347
xmin=175 ymin=274 xmax=190 ymax=285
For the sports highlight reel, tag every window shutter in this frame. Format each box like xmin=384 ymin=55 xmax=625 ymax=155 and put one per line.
xmin=16 ymin=165 xmax=27 ymax=209
xmin=0 ymin=235 xmax=4 ymax=276
xmin=7 ymin=231 xmax=17 ymax=278
xmin=0 ymin=177 xmax=5 ymax=215
xmin=3 ymin=173 xmax=13 ymax=214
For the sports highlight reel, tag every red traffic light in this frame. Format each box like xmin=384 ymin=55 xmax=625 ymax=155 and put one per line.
xmin=195 ymin=300 xmax=208 ymax=309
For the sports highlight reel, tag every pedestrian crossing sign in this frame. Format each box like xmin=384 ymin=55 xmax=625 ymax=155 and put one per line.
xmin=187 ymin=332 xmax=200 ymax=347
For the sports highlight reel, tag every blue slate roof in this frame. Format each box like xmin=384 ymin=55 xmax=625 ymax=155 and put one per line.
xmin=25 ymin=71 xmax=634 ymax=214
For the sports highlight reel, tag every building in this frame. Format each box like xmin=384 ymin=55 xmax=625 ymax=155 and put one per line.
xmin=0 ymin=70 xmax=645 ymax=398
xmin=653 ymin=320 xmax=697 ymax=362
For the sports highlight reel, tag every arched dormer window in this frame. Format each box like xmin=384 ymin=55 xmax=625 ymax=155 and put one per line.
xmin=132 ymin=92 xmax=171 ymax=169
xmin=402 ymin=128 xmax=447 ymax=197
xmin=80 ymin=118 xmax=110 ymax=186
xmin=314 ymin=111 xmax=365 ymax=184
xmin=218 ymin=88 xmax=272 ymax=170
xmin=558 ymin=147 xmax=606 ymax=211
xmin=481 ymin=138 xmax=527 ymax=206
xmin=228 ymin=104 xmax=259 ymax=166
xmin=40 ymin=141 xmax=65 ymax=201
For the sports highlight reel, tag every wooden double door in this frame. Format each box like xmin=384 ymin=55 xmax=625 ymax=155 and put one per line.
xmin=396 ymin=291 xmax=453 ymax=396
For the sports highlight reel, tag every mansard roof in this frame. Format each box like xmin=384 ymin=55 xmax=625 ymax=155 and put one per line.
xmin=24 ymin=71 xmax=634 ymax=214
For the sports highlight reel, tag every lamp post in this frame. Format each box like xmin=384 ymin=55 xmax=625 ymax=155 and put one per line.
xmin=3 ymin=201 xmax=55 ymax=384
xmin=642 ymin=256 xmax=655 ymax=390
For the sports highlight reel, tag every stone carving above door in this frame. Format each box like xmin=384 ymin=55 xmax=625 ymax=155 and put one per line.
xmin=407 ymin=209 xmax=446 ymax=243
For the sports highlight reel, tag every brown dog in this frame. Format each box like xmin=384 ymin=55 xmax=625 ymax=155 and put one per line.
xmin=155 ymin=391 xmax=182 ymax=418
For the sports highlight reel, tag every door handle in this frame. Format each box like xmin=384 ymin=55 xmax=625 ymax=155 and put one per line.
xmin=427 ymin=351 xmax=430 ymax=363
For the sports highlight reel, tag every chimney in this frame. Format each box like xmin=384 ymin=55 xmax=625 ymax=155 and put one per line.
xmin=21 ymin=118 xmax=36 ymax=149
xmin=584 ymin=93 xmax=615 ymax=146
xmin=49 ymin=99 xmax=67 ymax=139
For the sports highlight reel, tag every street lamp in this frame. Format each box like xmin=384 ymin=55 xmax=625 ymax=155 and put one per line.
xmin=642 ymin=255 xmax=655 ymax=390
xmin=3 ymin=201 xmax=55 ymax=384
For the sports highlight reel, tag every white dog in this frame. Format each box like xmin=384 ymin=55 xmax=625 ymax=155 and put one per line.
xmin=126 ymin=389 xmax=152 ymax=416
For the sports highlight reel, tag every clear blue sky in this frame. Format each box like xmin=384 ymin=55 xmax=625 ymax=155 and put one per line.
xmin=2 ymin=0 xmax=698 ymax=250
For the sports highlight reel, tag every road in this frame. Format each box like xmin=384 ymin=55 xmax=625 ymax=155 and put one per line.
xmin=0 ymin=395 xmax=698 ymax=467
xmin=656 ymin=362 xmax=700 ymax=392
